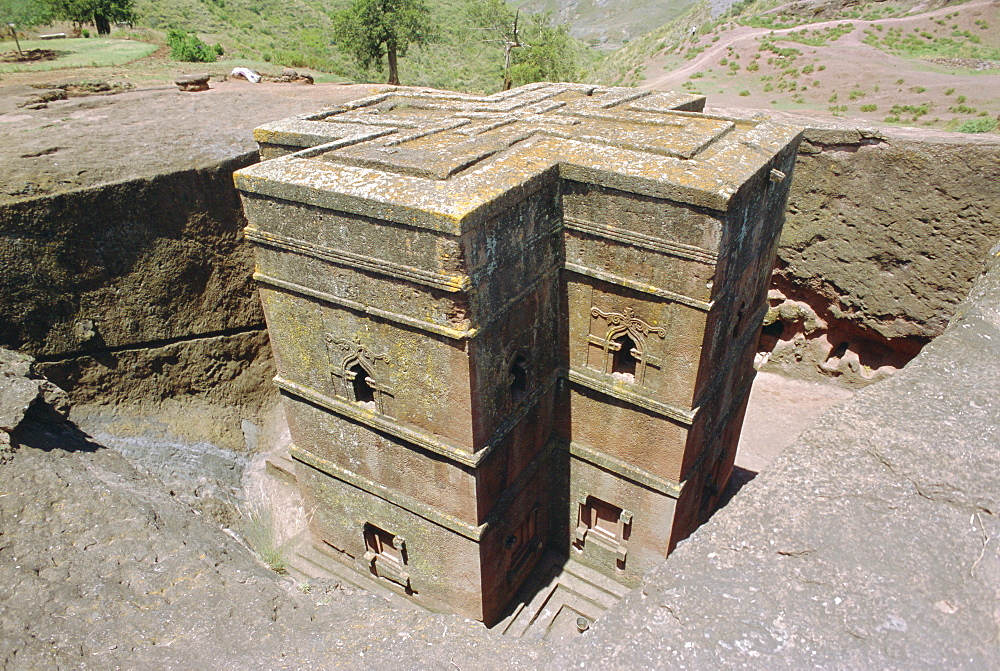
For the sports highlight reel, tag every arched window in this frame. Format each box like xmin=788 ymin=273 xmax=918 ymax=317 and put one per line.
xmin=349 ymin=364 xmax=377 ymax=408
xmin=611 ymin=334 xmax=639 ymax=379
xmin=590 ymin=307 xmax=667 ymax=385
xmin=326 ymin=335 xmax=393 ymax=416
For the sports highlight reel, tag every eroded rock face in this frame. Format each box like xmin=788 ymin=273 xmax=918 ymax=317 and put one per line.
xmin=756 ymin=127 xmax=1000 ymax=386
xmin=0 ymin=348 xmax=68 ymax=455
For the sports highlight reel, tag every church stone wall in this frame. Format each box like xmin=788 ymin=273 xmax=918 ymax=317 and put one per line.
xmin=236 ymin=82 xmax=801 ymax=624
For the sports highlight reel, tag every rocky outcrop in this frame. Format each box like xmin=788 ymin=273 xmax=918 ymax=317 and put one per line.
xmin=562 ymin=244 xmax=1000 ymax=667
xmin=0 ymin=348 xmax=68 ymax=456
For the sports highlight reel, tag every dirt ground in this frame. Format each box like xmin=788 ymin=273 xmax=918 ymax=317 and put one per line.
xmin=736 ymin=371 xmax=853 ymax=473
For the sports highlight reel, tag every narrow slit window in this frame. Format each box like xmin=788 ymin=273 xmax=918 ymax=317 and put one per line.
xmin=509 ymin=355 xmax=527 ymax=403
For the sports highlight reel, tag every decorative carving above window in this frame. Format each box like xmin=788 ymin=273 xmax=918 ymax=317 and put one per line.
xmin=326 ymin=335 xmax=393 ymax=414
xmin=590 ymin=306 xmax=667 ymax=384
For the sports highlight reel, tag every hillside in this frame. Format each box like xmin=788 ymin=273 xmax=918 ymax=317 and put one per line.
xmin=129 ymin=0 xmax=593 ymax=93
xmin=587 ymin=0 xmax=999 ymax=133
xmin=508 ymin=0 xmax=705 ymax=50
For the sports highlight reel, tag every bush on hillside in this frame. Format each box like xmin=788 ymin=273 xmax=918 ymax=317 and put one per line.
xmin=956 ymin=118 xmax=997 ymax=134
xmin=167 ymin=28 xmax=218 ymax=62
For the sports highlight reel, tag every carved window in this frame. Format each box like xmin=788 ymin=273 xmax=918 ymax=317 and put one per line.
xmin=611 ymin=333 xmax=639 ymax=378
xmin=509 ymin=354 xmax=528 ymax=404
xmin=349 ymin=364 xmax=377 ymax=407
xmin=327 ymin=336 xmax=393 ymax=415
xmin=574 ymin=495 xmax=632 ymax=569
xmin=589 ymin=306 xmax=666 ymax=385
xmin=363 ymin=523 xmax=412 ymax=592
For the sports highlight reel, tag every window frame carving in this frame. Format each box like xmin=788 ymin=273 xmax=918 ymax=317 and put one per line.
xmin=362 ymin=523 xmax=412 ymax=591
xmin=326 ymin=335 xmax=393 ymax=415
xmin=573 ymin=494 xmax=633 ymax=566
xmin=590 ymin=306 xmax=667 ymax=385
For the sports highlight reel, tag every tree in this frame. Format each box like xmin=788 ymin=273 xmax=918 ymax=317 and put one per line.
xmin=508 ymin=13 xmax=577 ymax=88
xmin=1 ymin=0 xmax=53 ymax=53
xmin=468 ymin=1 xmax=577 ymax=92
xmin=467 ymin=0 xmax=523 ymax=91
xmin=51 ymin=0 xmax=135 ymax=35
xmin=333 ymin=0 xmax=435 ymax=86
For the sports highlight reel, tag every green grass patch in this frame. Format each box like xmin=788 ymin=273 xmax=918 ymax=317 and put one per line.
xmin=862 ymin=25 xmax=1000 ymax=60
xmin=956 ymin=117 xmax=997 ymax=133
xmin=0 ymin=38 xmax=157 ymax=72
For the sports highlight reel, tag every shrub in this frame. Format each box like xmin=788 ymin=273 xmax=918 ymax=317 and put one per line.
xmin=739 ymin=89 xmax=750 ymax=96
xmin=81 ymin=28 xmax=90 ymax=38
xmin=167 ymin=29 xmax=218 ymax=63
xmin=956 ymin=118 xmax=997 ymax=133
xmin=860 ymin=104 xmax=877 ymax=112
xmin=945 ymin=87 xmax=955 ymax=95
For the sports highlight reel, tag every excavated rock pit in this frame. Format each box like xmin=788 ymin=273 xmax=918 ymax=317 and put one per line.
xmin=1 ymin=81 xmax=999 ymax=666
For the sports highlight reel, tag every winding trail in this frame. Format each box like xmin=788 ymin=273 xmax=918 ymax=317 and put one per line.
xmin=642 ymin=0 xmax=998 ymax=91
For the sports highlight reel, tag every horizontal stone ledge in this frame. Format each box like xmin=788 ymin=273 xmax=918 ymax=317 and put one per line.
xmin=565 ymin=368 xmax=697 ymax=425
xmin=562 ymin=440 xmax=683 ymax=498
xmin=292 ymin=445 xmax=487 ymax=541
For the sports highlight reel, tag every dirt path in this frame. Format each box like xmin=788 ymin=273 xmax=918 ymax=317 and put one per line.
xmin=641 ymin=0 xmax=999 ymax=125
xmin=642 ymin=0 xmax=998 ymax=90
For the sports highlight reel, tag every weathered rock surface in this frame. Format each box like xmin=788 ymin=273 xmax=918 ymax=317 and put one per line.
xmin=561 ymin=246 xmax=1000 ymax=668
xmin=0 ymin=412 xmax=546 ymax=669
xmin=762 ymin=124 xmax=1000 ymax=386
xmin=0 ymin=348 xmax=67 ymax=453
xmin=175 ymin=73 xmax=210 ymax=92
xmin=783 ymin=128 xmax=1000 ymax=341
xmin=0 ymin=83 xmax=387 ymax=451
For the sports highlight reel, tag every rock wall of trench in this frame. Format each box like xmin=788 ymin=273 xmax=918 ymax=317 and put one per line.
xmin=0 ymin=153 xmax=277 ymax=453
xmin=3 ymin=115 xmax=999 ymax=455
xmin=760 ymin=125 xmax=1000 ymax=387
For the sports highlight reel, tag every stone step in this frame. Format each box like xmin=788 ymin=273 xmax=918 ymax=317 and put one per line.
xmin=496 ymin=555 xmax=631 ymax=640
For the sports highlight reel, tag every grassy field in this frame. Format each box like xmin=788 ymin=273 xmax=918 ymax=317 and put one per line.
xmin=0 ymin=38 xmax=158 ymax=73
